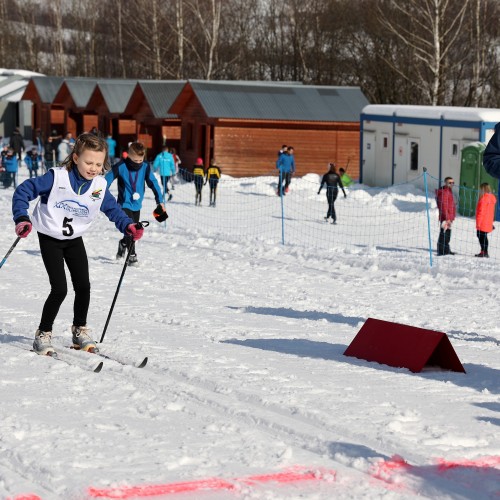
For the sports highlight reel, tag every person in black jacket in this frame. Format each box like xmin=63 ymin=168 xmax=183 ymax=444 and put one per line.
xmin=9 ymin=128 xmax=24 ymax=162
xmin=317 ymin=163 xmax=346 ymax=224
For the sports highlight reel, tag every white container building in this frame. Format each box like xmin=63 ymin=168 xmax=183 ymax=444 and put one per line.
xmin=360 ymin=104 xmax=500 ymax=187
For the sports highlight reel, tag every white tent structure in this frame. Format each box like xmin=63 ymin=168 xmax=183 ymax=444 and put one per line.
xmin=360 ymin=104 xmax=500 ymax=187
xmin=0 ymin=68 xmax=44 ymax=139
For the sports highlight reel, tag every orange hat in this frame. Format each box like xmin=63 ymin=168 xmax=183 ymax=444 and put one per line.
xmin=196 ymin=158 xmax=203 ymax=165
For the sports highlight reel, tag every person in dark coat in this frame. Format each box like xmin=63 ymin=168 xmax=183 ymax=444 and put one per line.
xmin=9 ymin=128 xmax=24 ymax=162
xmin=435 ymin=177 xmax=456 ymax=255
xmin=44 ymin=136 xmax=57 ymax=172
xmin=317 ymin=163 xmax=346 ymax=224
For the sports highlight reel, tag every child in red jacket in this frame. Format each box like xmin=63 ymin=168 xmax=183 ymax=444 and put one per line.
xmin=475 ymin=183 xmax=497 ymax=258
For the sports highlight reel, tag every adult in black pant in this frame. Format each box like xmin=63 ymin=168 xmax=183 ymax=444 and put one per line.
xmin=435 ymin=177 xmax=456 ymax=255
xmin=318 ymin=163 xmax=346 ymax=224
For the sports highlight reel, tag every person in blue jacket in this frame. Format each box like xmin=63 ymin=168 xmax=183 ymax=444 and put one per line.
xmin=106 ymin=141 xmax=164 ymax=265
xmin=152 ymin=145 xmax=175 ymax=202
xmin=4 ymin=148 xmax=19 ymax=188
xmin=24 ymin=146 xmax=41 ymax=178
xmin=12 ymin=133 xmax=142 ymax=357
xmin=276 ymin=146 xmax=296 ymax=196
xmin=106 ymin=134 xmax=117 ymax=165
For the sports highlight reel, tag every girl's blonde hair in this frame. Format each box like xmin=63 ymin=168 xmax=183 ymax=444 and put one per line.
xmin=60 ymin=133 xmax=109 ymax=172
xmin=480 ymin=182 xmax=492 ymax=193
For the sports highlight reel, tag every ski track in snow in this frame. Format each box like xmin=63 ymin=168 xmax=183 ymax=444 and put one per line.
xmin=0 ymin=172 xmax=499 ymax=499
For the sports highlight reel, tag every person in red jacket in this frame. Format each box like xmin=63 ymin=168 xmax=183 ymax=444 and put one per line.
xmin=475 ymin=183 xmax=497 ymax=258
xmin=436 ymin=177 xmax=456 ymax=256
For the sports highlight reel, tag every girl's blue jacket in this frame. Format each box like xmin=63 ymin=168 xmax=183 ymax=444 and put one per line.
xmin=12 ymin=168 xmax=133 ymax=233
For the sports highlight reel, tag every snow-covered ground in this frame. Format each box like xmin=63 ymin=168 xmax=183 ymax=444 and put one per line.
xmin=0 ymin=169 xmax=499 ymax=500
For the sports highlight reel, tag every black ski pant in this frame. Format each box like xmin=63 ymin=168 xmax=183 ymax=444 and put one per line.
xmin=326 ymin=187 xmax=339 ymax=220
xmin=477 ymin=230 xmax=489 ymax=253
xmin=38 ymin=233 xmax=90 ymax=332
xmin=194 ymin=177 xmax=203 ymax=203
xmin=278 ymin=172 xmax=292 ymax=195
xmin=437 ymin=227 xmax=452 ymax=255
xmin=160 ymin=176 xmax=171 ymax=195
xmin=120 ymin=208 xmax=140 ymax=256
xmin=209 ymin=179 xmax=218 ymax=204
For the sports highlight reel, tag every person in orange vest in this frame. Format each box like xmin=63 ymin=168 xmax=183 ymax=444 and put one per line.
xmin=475 ymin=182 xmax=497 ymax=258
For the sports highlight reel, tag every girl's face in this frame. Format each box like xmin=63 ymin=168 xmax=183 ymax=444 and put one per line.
xmin=73 ymin=149 xmax=105 ymax=180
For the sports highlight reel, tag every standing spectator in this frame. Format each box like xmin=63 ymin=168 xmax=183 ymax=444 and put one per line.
xmin=106 ymin=134 xmax=117 ymax=165
xmin=475 ymin=183 xmax=496 ymax=258
xmin=192 ymin=157 xmax=205 ymax=206
xmin=170 ymin=147 xmax=181 ymax=187
xmin=105 ymin=141 xmax=164 ymax=266
xmin=33 ymin=128 xmax=44 ymax=156
xmin=436 ymin=177 xmax=456 ymax=256
xmin=276 ymin=146 xmax=295 ymax=196
xmin=317 ymin=163 xmax=346 ymax=224
xmin=57 ymin=133 xmax=72 ymax=163
xmin=44 ymin=136 xmax=57 ymax=172
xmin=153 ymin=146 xmax=175 ymax=201
xmin=25 ymin=146 xmax=41 ymax=178
xmin=3 ymin=148 xmax=18 ymax=188
xmin=339 ymin=167 xmax=354 ymax=187
xmin=205 ymin=158 xmax=221 ymax=207
xmin=9 ymin=127 xmax=24 ymax=162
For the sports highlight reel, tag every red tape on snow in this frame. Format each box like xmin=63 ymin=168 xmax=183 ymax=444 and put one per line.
xmin=87 ymin=466 xmax=336 ymax=499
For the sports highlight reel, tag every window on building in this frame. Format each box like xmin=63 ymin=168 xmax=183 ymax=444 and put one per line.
xmin=410 ymin=141 xmax=419 ymax=170
xmin=383 ymin=134 xmax=388 ymax=148
xmin=451 ymin=142 xmax=459 ymax=157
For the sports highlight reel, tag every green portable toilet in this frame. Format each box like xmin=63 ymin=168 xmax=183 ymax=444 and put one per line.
xmin=458 ymin=142 xmax=498 ymax=217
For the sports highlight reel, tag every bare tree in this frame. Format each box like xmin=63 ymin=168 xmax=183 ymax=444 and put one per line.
xmin=175 ymin=0 xmax=185 ymax=79
xmin=377 ymin=0 xmax=470 ymax=105
xmin=184 ymin=0 xmax=223 ymax=79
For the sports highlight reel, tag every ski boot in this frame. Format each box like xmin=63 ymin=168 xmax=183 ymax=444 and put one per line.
xmin=128 ymin=254 xmax=139 ymax=266
xmin=72 ymin=325 xmax=98 ymax=353
xmin=33 ymin=329 xmax=56 ymax=356
xmin=116 ymin=240 xmax=127 ymax=259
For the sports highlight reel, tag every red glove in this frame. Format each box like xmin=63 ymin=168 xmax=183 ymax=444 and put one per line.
xmin=126 ymin=223 xmax=144 ymax=241
xmin=15 ymin=221 xmax=32 ymax=238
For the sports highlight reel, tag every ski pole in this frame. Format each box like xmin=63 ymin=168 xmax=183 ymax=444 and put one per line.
xmin=0 ymin=225 xmax=30 ymax=270
xmin=0 ymin=237 xmax=21 ymax=270
xmin=100 ymin=221 xmax=149 ymax=343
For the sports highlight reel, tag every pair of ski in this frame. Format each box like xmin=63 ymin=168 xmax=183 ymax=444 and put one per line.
xmin=47 ymin=347 xmax=148 ymax=373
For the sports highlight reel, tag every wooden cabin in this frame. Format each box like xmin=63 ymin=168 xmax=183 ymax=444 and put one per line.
xmin=123 ymin=81 xmax=185 ymax=160
xmin=21 ymin=76 xmax=64 ymax=140
xmin=168 ymin=80 xmax=369 ymax=177
xmin=52 ymin=78 xmax=99 ymax=137
xmin=85 ymin=80 xmax=137 ymax=154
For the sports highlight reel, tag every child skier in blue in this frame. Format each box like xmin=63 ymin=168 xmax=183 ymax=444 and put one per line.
xmin=105 ymin=141 xmax=164 ymax=265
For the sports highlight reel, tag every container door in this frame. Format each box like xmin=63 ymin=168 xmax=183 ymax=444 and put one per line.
xmin=362 ymin=132 xmax=376 ymax=185
xmin=393 ymin=135 xmax=408 ymax=184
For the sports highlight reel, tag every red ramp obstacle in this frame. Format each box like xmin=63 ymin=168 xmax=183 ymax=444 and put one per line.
xmin=344 ymin=318 xmax=465 ymax=373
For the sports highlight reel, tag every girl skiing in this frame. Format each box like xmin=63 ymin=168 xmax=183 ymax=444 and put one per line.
xmin=12 ymin=133 xmax=143 ymax=357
